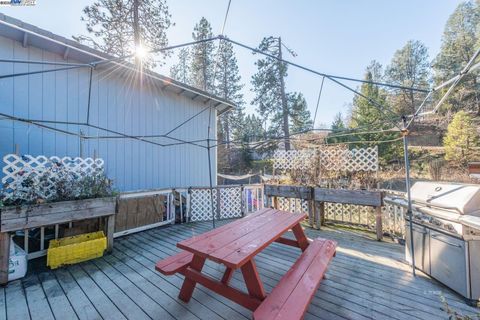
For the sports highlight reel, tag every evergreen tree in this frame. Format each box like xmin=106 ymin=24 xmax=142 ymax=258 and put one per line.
xmin=444 ymin=111 xmax=479 ymax=165
xmin=331 ymin=112 xmax=345 ymax=131
xmin=251 ymin=36 xmax=311 ymax=149
xmin=215 ymin=40 xmax=245 ymax=148
xmin=434 ymin=1 xmax=480 ymax=113
xmin=170 ymin=48 xmax=191 ymax=84
xmin=237 ymin=114 xmax=265 ymax=143
xmin=288 ymin=92 xmax=313 ymax=134
xmin=350 ymin=61 xmax=388 ymax=129
xmin=326 ymin=112 xmax=346 ymax=144
xmin=75 ymin=0 xmax=173 ymax=68
xmin=190 ymin=17 xmax=216 ymax=91
xmin=251 ymin=37 xmax=286 ymax=139
xmin=350 ymin=62 xmax=401 ymax=163
xmin=385 ymin=40 xmax=430 ymax=116
xmin=232 ymin=114 xmax=269 ymax=173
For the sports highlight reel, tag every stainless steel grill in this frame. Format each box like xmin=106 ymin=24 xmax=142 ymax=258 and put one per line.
xmin=386 ymin=181 xmax=480 ymax=306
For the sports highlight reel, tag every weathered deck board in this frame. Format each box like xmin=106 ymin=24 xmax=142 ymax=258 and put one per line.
xmin=1 ymin=220 xmax=479 ymax=320
xmin=0 ymin=287 xmax=6 ymax=320
xmin=22 ymin=274 xmax=55 ymax=320
xmin=54 ymin=268 xmax=102 ymax=320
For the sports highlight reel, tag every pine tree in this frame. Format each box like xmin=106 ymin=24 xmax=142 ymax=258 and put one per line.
xmin=75 ymin=0 xmax=173 ymax=68
xmin=170 ymin=48 xmax=191 ymax=84
xmin=331 ymin=112 xmax=345 ymax=132
xmin=251 ymin=37 xmax=289 ymax=148
xmin=326 ymin=112 xmax=346 ymax=144
xmin=350 ymin=61 xmax=388 ymax=129
xmin=350 ymin=61 xmax=401 ymax=163
xmin=444 ymin=111 xmax=479 ymax=165
xmin=385 ymin=40 xmax=430 ymax=116
xmin=251 ymin=36 xmax=311 ymax=149
xmin=434 ymin=1 xmax=480 ymax=113
xmin=190 ymin=17 xmax=216 ymax=91
xmin=215 ymin=40 xmax=245 ymax=148
xmin=237 ymin=114 xmax=265 ymax=143
xmin=288 ymin=92 xmax=313 ymax=134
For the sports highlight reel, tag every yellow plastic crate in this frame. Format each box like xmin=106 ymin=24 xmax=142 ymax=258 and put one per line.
xmin=47 ymin=231 xmax=107 ymax=269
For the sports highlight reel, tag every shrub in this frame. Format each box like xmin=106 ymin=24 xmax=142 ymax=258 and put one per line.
xmin=0 ymin=160 xmax=115 ymax=206
xmin=444 ymin=111 xmax=479 ymax=165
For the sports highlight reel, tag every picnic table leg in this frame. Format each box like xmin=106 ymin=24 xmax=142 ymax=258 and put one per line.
xmin=178 ymin=255 xmax=206 ymax=302
xmin=221 ymin=267 xmax=234 ymax=285
xmin=240 ymin=259 xmax=266 ymax=300
xmin=292 ymin=223 xmax=309 ymax=252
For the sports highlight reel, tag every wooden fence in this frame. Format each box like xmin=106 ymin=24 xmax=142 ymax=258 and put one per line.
xmin=264 ymin=184 xmax=386 ymax=240
xmin=3 ymin=184 xmax=404 ymax=263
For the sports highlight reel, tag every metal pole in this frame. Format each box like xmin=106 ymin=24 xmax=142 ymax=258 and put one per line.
xmin=79 ymin=130 xmax=84 ymax=158
xmin=207 ymin=138 xmax=216 ymax=228
xmin=86 ymin=67 xmax=93 ymax=125
xmin=206 ymin=98 xmax=216 ymax=228
xmin=402 ymin=116 xmax=416 ymax=277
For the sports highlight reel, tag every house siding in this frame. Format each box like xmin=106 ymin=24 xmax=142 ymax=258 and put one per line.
xmin=0 ymin=35 xmax=217 ymax=191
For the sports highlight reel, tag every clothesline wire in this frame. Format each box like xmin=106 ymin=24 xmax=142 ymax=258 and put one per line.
xmin=2 ymin=30 xmax=477 ymax=151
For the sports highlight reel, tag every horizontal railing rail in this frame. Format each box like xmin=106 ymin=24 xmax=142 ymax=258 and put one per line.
xmin=264 ymin=184 xmax=406 ymax=240
xmin=5 ymin=184 xmax=405 ymax=262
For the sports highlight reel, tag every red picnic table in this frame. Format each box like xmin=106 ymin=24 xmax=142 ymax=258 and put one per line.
xmin=156 ymin=208 xmax=336 ymax=320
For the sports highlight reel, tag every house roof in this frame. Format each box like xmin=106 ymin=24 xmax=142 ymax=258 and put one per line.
xmin=0 ymin=13 xmax=234 ymax=115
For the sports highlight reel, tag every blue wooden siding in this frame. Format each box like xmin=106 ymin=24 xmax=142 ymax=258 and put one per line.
xmin=0 ymin=35 xmax=217 ymax=191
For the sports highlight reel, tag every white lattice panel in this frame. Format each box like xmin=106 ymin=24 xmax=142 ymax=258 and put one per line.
xmin=2 ymin=154 xmax=104 ymax=202
xmin=189 ymin=187 xmax=244 ymax=222
xmin=324 ymin=199 xmax=406 ymax=237
xmin=382 ymin=202 xmax=406 ymax=237
xmin=276 ymin=197 xmax=309 ymax=213
xmin=325 ymin=202 xmax=375 ymax=228
xmin=189 ymin=189 xmax=218 ymax=222
xmin=273 ymin=150 xmax=316 ymax=171
xmin=273 ymin=147 xmax=378 ymax=172
xmin=218 ymin=187 xmax=243 ymax=219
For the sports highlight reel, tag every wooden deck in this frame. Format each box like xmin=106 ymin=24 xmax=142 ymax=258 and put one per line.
xmin=1 ymin=220 xmax=478 ymax=320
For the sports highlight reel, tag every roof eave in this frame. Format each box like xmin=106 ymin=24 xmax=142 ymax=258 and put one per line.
xmin=0 ymin=13 xmax=235 ymax=114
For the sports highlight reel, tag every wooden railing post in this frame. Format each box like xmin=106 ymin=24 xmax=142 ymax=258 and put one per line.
xmin=308 ymin=199 xmax=314 ymax=227
xmin=240 ymin=185 xmax=245 ymax=217
xmin=0 ymin=232 xmax=10 ymax=285
xmin=375 ymin=206 xmax=383 ymax=241
xmin=273 ymin=196 xmax=278 ymax=209
xmin=313 ymin=201 xmax=325 ymax=229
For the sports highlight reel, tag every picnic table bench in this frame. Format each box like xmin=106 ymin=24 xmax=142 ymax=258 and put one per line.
xmin=156 ymin=208 xmax=336 ymax=319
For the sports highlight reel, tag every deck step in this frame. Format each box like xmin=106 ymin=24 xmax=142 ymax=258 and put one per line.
xmin=155 ymin=251 xmax=193 ymax=275
xmin=253 ymin=238 xmax=336 ymax=320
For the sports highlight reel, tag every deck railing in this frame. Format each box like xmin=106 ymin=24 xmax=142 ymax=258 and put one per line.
xmin=264 ymin=185 xmax=407 ymax=240
xmin=187 ymin=184 xmax=264 ymax=221
xmin=9 ymin=184 xmax=405 ymax=261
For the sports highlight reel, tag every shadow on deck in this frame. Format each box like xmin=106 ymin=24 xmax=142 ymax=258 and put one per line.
xmin=1 ymin=221 xmax=478 ymax=320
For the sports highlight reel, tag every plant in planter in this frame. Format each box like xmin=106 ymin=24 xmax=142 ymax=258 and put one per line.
xmin=0 ymin=156 xmax=117 ymax=234
xmin=1 ymin=158 xmax=115 ymax=206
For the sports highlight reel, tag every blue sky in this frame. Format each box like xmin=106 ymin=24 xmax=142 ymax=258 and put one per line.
xmin=0 ymin=0 xmax=462 ymax=127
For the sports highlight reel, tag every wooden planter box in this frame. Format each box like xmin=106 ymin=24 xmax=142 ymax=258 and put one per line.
xmin=0 ymin=197 xmax=117 ymax=233
xmin=0 ymin=197 xmax=117 ymax=284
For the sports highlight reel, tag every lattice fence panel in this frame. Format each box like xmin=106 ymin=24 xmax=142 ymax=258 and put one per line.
xmin=189 ymin=187 xmax=243 ymax=221
xmin=189 ymin=188 xmax=218 ymax=222
xmin=382 ymin=200 xmax=406 ymax=238
xmin=218 ymin=187 xmax=243 ymax=219
xmin=324 ymin=199 xmax=406 ymax=237
xmin=273 ymin=147 xmax=378 ymax=172
xmin=325 ymin=202 xmax=376 ymax=229
xmin=276 ymin=197 xmax=309 ymax=213
xmin=2 ymin=154 xmax=104 ymax=202
xmin=272 ymin=150 xmax=316 ymax=171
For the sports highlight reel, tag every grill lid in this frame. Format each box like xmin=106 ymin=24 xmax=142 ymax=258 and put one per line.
xmin=409 ymin=181 xmax=480 ymax=216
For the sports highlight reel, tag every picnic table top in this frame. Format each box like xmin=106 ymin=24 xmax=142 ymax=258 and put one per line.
xmin=177 ymin=208 xmax=306 ymax=268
